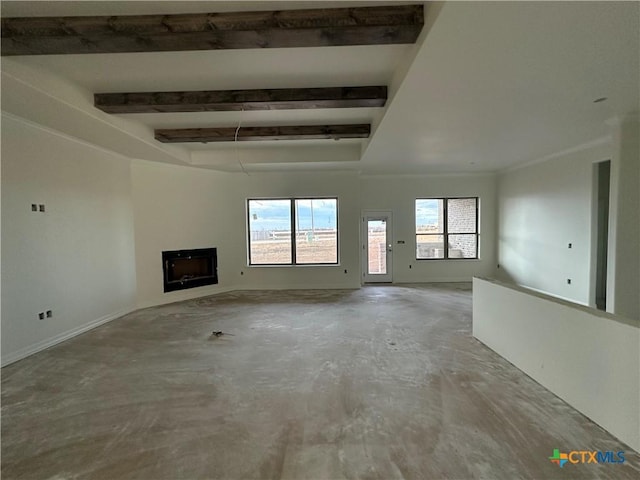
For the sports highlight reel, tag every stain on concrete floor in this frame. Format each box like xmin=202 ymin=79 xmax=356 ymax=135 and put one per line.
xmin=2 ymin=284 xmax=638 ymax=479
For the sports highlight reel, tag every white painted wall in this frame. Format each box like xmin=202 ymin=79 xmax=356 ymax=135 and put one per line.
xmin=360 ymin=174 xmax=497 ymax=282
xmin=0 ymin=120 xmax=3 ymax=350
xmin=131 ymin=162 xmax=361 ymax=308
xmin=473 ymin=277 xmax=640 ymax=452
xmin=609 ymin=115 xmax=639 ymax=319
xmin=133 ymin=168 xmax=493 ymax=306
xmin=496 ymin=143 xmax=612 ymax=305
xmin=1 ymin=114 xmax=137 ymax=365
xmin=131 ymin=161 xmax=240 ymax=308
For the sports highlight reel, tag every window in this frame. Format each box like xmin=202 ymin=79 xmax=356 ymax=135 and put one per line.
xmin=415 ymin=197 xmax=478 ymax=259
xmin=247 ymin=198 xmax=338 ymax=265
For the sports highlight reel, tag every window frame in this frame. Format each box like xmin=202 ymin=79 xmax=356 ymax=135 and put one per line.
xmin=247 ymin=197 xmax=339 ymax=266
xmin=415 ymin=197 xmax=479 ymax=260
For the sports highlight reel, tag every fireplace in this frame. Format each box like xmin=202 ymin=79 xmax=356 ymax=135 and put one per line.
xmin=162 ymin=248 xmax=218 ymax=292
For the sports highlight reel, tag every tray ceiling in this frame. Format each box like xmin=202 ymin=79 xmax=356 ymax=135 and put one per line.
xmin=1 ymin=1 xmax=638 ymax=174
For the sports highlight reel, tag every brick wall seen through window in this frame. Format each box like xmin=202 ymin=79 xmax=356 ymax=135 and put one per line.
xmin=416 ymin=197 xmax=478 ymax=259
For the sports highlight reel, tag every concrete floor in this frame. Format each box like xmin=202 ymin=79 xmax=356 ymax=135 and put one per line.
xmin=1 ymin=284 xmax=638 ymax=479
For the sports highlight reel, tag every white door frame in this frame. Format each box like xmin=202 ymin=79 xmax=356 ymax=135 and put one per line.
xmin=361 ymin=211 xmax=393 ymax=283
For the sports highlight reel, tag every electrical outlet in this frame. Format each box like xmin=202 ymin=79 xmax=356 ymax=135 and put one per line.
xmin=567 ymin=278 xmax=572 ymax=285
xmin=568 ymin=243 xmax=572 ymax=249
xmin=31 ymin=204 xmax=38 ymax=212
xmin=39 ymin=204 xmax=45 ymax=212
xmin=344 ymin=269 xmax=348 ymax=274
xmin=38 ymin=312 xmax=45 ymax=320
xmin=409 ymin=264 xmax=412 ymax=269
xmin=46 ymin=310 xmax=52 ymax=318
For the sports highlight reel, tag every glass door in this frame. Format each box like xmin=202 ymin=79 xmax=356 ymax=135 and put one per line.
xmin=362 ymin=212 xmax=392 ymax=283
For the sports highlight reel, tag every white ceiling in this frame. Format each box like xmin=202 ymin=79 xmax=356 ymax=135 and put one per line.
xmin=363 ymin=1 xmax=640 ymax=173
xmin=1 ymin=1 xmax=639 ymax=174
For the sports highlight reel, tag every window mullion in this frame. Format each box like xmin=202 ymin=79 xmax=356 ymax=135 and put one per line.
xmin=290 ymin=199 xmax=297 ymax=265
xmin=475 ymin=198 xmax=479 ymax=258
xmin=246 ymin=200 xmax=252 ymax=265
xmin=443 ymin=198 xmax=449 ymax=259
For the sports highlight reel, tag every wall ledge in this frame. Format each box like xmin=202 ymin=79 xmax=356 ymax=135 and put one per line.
xmin=473 ymin=276 xmax=640 ymax=452
xmin=476 ymin=276 xmax=639 ymax=327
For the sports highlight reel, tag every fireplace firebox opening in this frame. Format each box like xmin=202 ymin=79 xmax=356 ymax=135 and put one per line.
xmin=162 ymin=248 xmax=218 ymax=293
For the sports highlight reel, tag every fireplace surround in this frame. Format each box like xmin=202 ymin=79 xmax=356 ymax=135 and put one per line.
xmin=162 ymin=248 xmax=218 ymax=292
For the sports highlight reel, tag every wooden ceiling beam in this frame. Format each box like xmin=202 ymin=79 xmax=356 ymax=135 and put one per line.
xmin=94 ymin=86 xmax=387 ymax=114
xmin=1 ymin=5 xmax=424 ymax=56
xmin=155 ymin=124 xmax=371 ymax=143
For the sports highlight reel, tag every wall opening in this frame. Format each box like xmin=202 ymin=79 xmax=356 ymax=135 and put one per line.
xmin=594 ymin=160 xmax=611 ymax=311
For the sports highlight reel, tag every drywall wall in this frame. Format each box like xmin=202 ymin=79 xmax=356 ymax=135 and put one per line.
xmin=473 ymin=277 xmax=640 ymax=452
xmin=496 ymin=142 xmax=612 ymax=305
xmin=131 ymin=161 xmax=239 ymax=308
xmin=131 ymin=162 xmax=361 ymax=308
xmin=360 ymin=174 xmax=497 ymax=282
xmin=1 ymin=114 xmax=137 ymax=365
xmin=609 ymin=115 xmax=639 ymax=319
xmin=0 ymin=124 xmax=2 ymax=346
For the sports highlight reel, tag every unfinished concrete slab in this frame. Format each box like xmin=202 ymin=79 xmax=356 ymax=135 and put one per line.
xmin=2 ymin=284 xmax=638 ymax=479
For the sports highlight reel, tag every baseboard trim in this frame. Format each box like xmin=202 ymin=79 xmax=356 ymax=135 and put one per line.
xmin=136 ymin=284 xmax=362 ymax=309
xmin=239 ymin=283 xmax=361 ymax=291
xmin=3 ymin=281 xmax=459 ymax=366
xmin=393 ymin=277 xmax=473 ymax=284
xmin=136 ymin=285 xmax=239 ymax=310
xmin=1 ymin=306 xmax=136 ymax=367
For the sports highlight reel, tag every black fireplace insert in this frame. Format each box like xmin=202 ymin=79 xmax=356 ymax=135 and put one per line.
xmin=162 ymin=248 xmax=218 ymax=292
